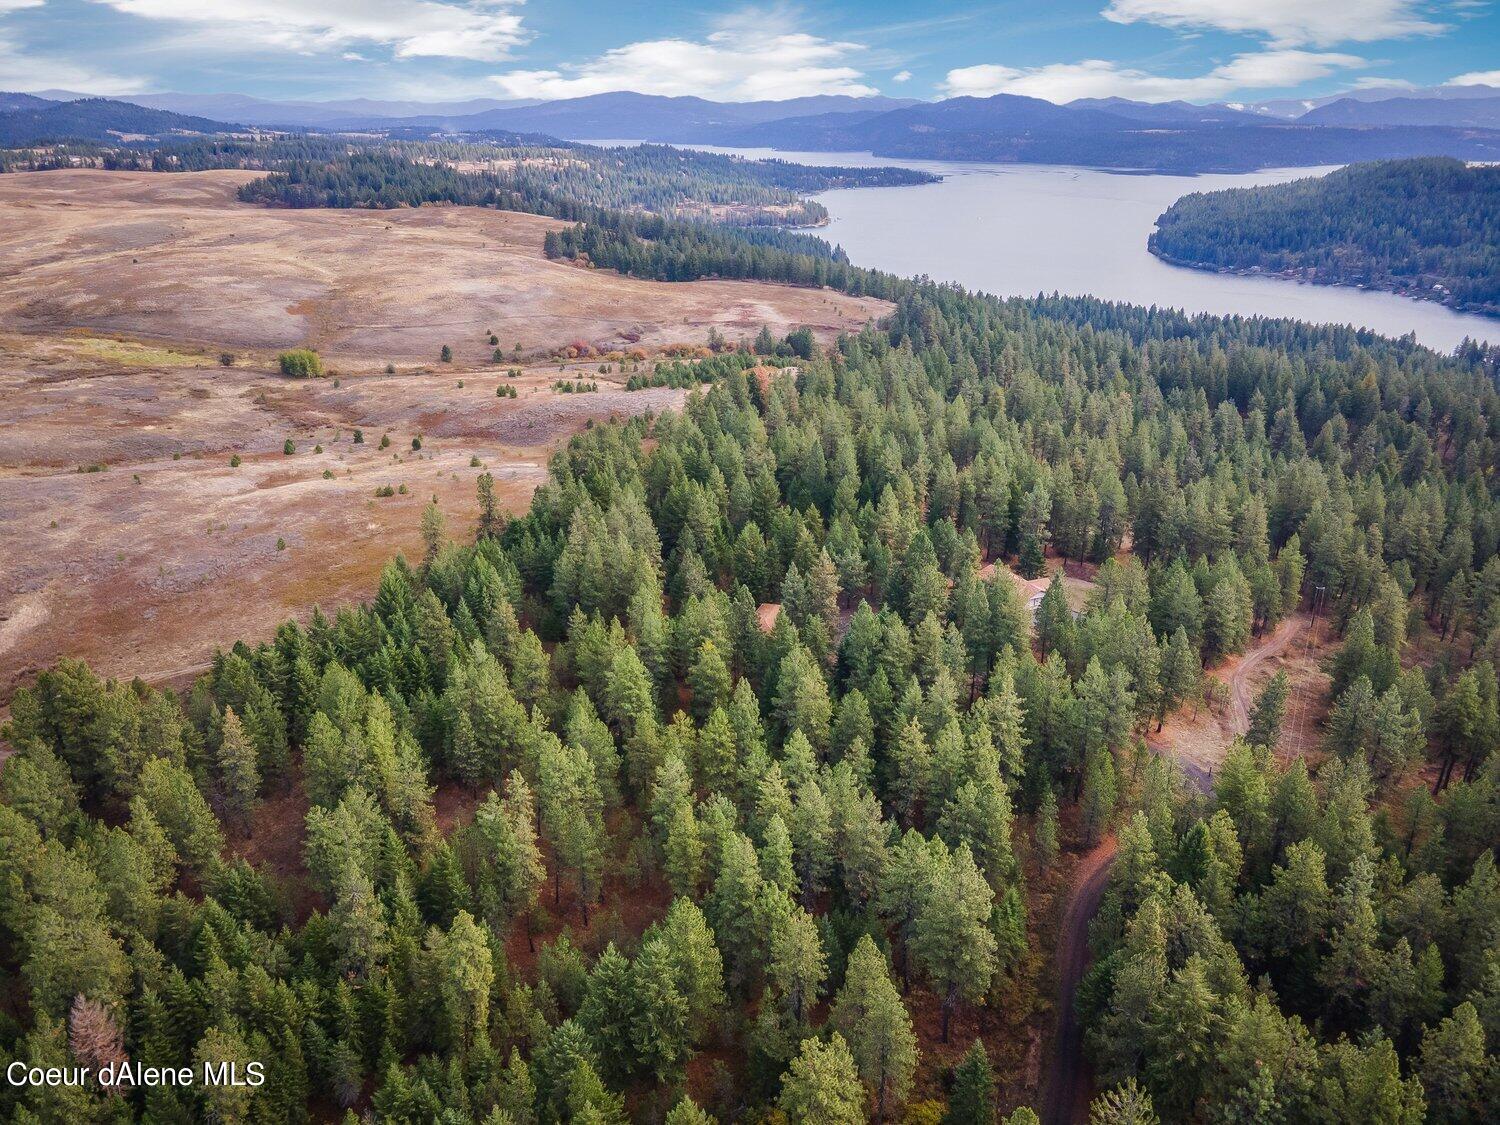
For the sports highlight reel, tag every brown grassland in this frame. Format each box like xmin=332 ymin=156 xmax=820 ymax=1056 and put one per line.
xmin=0 ymin=169 xmax=890 ymax=703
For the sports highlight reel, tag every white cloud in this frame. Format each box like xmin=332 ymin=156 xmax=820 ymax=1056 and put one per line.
xmin=0 ymin=31 xmax=148 ymax=92
xmin=892 ymin=69 xmax=912 ymax=83
xmin=1101 ymin=0 xmax=1446 ymax=48
xmin=0 ymin=0 xmax=45 ymax=13
xmin=942 ymin=49 xmax=1366 ymax=103
xmin=1350 ymin=76 xmax=1418 ymax=89
xmin=1448 ymin=70 xmax=1500 ymax=87
xmin=87 ymin=0 xmax=527 ymax=62
xmin=490 ymin=21 xmax=879 ymax=101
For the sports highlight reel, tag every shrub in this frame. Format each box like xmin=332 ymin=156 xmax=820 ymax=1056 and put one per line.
xmin=283 ymin=439 xmax=295 ymax=455
xmin=219 ymin=353 xmax=235 ymax=367
xmin=353 ymin=429 xmax=364 ymax=444
xmin=278 ymin=349 xmax=323 ymax=378
xmin=229 ymin=454 xmax=241 ymax=467
xmin=440 ymin=345 xmax=453 ymax=363
xmin=379 ymin=434 xmax=391 ymax=449
xmin=411 ymin=436 xmax=423 ymax=451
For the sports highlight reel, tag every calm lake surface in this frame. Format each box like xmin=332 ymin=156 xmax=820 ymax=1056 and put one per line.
xmin=589 ymin=141 xmax=1497 ymax=353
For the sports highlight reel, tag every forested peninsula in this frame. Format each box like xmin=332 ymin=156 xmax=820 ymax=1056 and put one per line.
xmin=1149 ymin=158 xmax=1500 ymax=317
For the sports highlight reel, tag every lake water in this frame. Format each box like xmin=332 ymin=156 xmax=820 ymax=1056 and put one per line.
xmin=587 ymin=141 xmax=1497 ymax=353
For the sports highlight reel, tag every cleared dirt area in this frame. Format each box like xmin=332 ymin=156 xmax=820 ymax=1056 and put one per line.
xmin=1147 ymin=612 xmax=1334 ymax=782
xmin=0 ymin=170 xmax=892 ymax=702
xmin=0 ymin=169 xmax=889 ymax=364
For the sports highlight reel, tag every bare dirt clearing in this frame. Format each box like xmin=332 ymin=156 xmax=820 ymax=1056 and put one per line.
xmin=1146 ymin=612 xmax=1332 ymax=782
xmin=0 ymin=170 xmax=891 ymax=701
xmin=0 ymin=169 xmax=889 ymax=363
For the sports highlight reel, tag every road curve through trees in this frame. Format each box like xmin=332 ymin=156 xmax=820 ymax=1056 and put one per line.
xmin=1039 ymin=615 xmax=1306 ymax=1124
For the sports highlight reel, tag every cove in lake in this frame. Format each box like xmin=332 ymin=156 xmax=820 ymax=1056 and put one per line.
xmin=587 ymin=142 xmax=1497 ymax=354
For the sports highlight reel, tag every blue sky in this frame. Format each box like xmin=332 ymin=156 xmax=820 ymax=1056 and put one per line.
xmin=1 ymin=0 xmax=1497 ymax=104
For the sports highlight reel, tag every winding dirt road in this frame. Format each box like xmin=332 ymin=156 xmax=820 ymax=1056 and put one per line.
xmin=1039 ymin=615 xmax=1306 ymax=1124
xmin=1226 ymin=616 xmax=1306 ymax=737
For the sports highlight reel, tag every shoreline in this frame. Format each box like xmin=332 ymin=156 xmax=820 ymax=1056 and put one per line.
xmin=1148 ymin=247 xmax=1500 ymax=322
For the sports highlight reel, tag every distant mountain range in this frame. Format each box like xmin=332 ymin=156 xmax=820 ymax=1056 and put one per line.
xmin=712 ymin=93 xmax=1500 ymax=172
xmin=1231 ymin=81 xmax=1500 ymax=120
xmin=4 ymin=83 xmax=1500 ymax=174
xmin=397 ymin=92 xmax=922 ymax=140
xmin=26 ymin=90 xmax=540 ymax=129
xmin=1299 ymin=95 xmax=1500 ymax=129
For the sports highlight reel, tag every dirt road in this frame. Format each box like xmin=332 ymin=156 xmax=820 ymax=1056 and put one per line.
xmin=1039 ymin=617 xmax=1305 ymax=1124
xmin=1227 ymin=616 xmax=1306 ymax=736
xmin=1039 ymin=837 xmax=1116 ymax=1125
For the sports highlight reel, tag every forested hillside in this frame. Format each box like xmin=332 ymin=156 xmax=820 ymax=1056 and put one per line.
xmin=5 ymin=231 xmax=1500 ymax=1119
xmin=1149 ymin=158 xmax=1500 ymax=316
xmin=233 ymin=142 xmax=931 ymax=227
xmin=0 ymin=97 xmax=235 ymax=145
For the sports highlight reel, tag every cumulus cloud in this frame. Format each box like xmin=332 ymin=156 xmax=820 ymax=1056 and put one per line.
xmin=490 ymin=20 xmax=878 ymax=101
xmin=1101 ymin=0 xmax=1446 ymax=48
xmin=942 ymin=49 xmax=1366 ymax=103
xmin=1448 ymin=69 xmax=1500 ymax=86
xmin=87 ymin=0 xmax=528 ymax=62
xmin=892 ymin=69 xmax=912 ymax=82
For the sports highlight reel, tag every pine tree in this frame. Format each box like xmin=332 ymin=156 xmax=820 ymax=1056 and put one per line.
xmin=538 ymin=740 xmax=606 ymax=926
xmin=830 ymin=935 xmax=918 ymax=1120
xmin=706 ymin=831 xmax=765 ymax=985
xmin=1159 ymin=626 xmax=1201 ymax=730
xmin=431 ymin=911 xmax=494 ymax=1055
xmin=1088 ymin=1078 xmax=1160 ymax=1124
xmin=1035 ymin=575 xmax=1073 ymax=658
xmin=214 ymin=707 xmax=261 ymax=827
xmin=665 ymin=1096 xmax=716 ymax=1125
xmin=474 ymin=773 xmax=545 ymax=939
xmin=194 ymin=1025 xmax=259 ymax=1125
xmin=912 ymin=843 xmax=996 ymax=1042
xmin=943 ymin=1039 xmax=996 ymax=1125
xmin=1417 ymin=1001 xmax=1486 ymax=1124
xmin=509 ymin=630 xmax=551 ymax=710
xmin=777 ymin=1033 xmax=866 ymax=1125
xmin=767 ymin=899 xmax=826 ymax=1024
xmin=773 ymin=643 xmax=833 ymax=751
xmin=1035 ymin=785 xmax=1059 ymax=871
xmin=1081 ymin=747 xmax=1118 ymax=847
xmin=1246 ymin=671 xmax=1289 ymax=750
xmin=421 ymin=501 xmax=446 ymax=567
xmin=689 ymin=640 xmax=733 ymax=721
